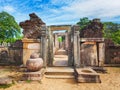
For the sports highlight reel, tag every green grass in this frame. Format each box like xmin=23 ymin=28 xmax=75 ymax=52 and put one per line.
xmin=0 ymin=84 xmax=12 ymax=89
xmin=0 ymin=80 xmax=15 ymax=89
xmin=26 ymin=80 xmax=32 ymax=83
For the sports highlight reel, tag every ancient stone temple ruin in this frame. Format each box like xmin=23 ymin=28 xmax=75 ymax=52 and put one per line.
xmin=20 ymin=13 xmax=45 ymax=39
xmin=19 ymin=13 xmax=47 ymax=80
xmin=19 ymin=13 xmax=47 ymax=66
xmin=19 ymin=13 xmax=105 ymax=82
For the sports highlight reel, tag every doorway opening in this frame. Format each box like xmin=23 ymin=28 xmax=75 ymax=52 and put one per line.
xmin=53 ymin=30 xmax=68 ymax=66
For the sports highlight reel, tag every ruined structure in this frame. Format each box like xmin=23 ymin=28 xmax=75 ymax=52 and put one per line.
xmin=19 ymin=13 xmax=47 ymax=66
xmin=80 ymin=19 xmax=103 ymax=38
xmin=19 ymin=13 xmax=46 ymax=81
xmin=2 ymin=12 xmax=119 ymax=83
xmin=76 ymin=19 xmax=105 ymax=67
xmin=19 ymin=13 xmax=45 ymax=39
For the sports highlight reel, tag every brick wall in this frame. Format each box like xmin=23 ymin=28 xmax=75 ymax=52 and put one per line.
xmin=105 ymin=46 xmax=120 ymax=64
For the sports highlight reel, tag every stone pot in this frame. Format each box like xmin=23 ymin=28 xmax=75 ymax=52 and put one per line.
xmin=26 ymin=58 xmax=43 ymax=72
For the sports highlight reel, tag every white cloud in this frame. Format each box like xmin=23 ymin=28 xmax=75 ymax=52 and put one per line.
xmin=62 ymin=0 xmax=120 ymax=18
xmin=45 ymin=0 xmax=120 ymax=25
xmin=3 ymin=5 xmax=15 ymax=12
xmin=1 ymin=0 xmax=119 ymax=25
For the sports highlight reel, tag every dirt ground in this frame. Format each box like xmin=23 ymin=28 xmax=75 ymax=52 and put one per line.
xmin=0 ymin=66 xmax=120 ymax=90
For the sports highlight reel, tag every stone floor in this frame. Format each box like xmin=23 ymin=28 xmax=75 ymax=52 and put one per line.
xmin=0 ymin=66 xmax=120 ymax=90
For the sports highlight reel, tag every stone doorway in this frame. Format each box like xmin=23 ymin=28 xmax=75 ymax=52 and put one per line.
xmin=47 ymin=25 xmax=71 ymax=67
xmin=53 ymin=31 xmax=68 ymax=66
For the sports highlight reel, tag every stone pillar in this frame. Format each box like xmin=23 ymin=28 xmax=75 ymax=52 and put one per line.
xmin=41 ymin=36 xmax=47 ymax=67
xmin=40 ymin=25 xmax=47 ymax=67
xmin=40 ymin=37 xmax=43 ymax=57
xmin=98 ymin=43 xmax=105 ymax=66
xmin=73 ymin=31 xmax=80 ymax=67
xmin=65 ymin=32 xmax=68 ymax=50
xmin=68 ymin=28 xmax=73 ymax=66
xmin=22 ymin=38 xmax=40 ymax=66
xmin=48 ymin=27 xmax=54 ymax=66
xmin=55 ymin=34 xmax=59 ymax=50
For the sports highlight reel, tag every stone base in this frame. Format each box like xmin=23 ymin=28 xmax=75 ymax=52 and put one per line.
xmin=22 ymin=69 xmax=45 ymax=81
xmin=74 ymin=68 xmax=101 ymax=83
xmin=0 ymin=77 xmax=12 ymax=85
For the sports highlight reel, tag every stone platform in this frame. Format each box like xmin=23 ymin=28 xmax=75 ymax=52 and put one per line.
xmin=74 ymin=68 xmax=101 ymax=83
xmin=22 ymin=68 xmax=45 ymax=81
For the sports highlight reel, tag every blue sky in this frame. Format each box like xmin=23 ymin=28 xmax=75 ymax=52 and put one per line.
xmin=0 ymin=0 xmax=120 ymax=25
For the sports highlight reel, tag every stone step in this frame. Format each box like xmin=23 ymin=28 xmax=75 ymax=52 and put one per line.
xmin=45 ymin=67 xmax=74 ymax=73
xmin=45 ymin=75 xmax=74 ymax=79
xmin=55 ymin=50 xmax=67 ymax=55
xmin=45 ymin=72 xmax=73 ymax=75
xmin=45 ymin=67 xmax=74 ymax=79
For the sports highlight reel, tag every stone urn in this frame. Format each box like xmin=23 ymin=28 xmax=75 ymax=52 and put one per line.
xmin=26 ymin=53 xmax=43 ymax=72
xmin=26 ymin=58 xmax=43 ymax=72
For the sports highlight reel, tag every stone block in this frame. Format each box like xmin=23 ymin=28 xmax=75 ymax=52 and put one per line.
xmin=0 ymin=77 xmax=12 ymax=85
xmin=74 ymin=68 xmax=101 ymax=83
xmin=22 ymin=68 xmax=45 ymax=81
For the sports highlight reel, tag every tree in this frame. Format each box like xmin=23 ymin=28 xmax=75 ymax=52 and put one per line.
xmin=76 ymin=17 xmax=91 ymax=30
xmin=111 ymin=30 xmax=120 ymax=44
xmin=103 ymin=22 xmax=120 ymax=45
xmin=0 ymin=11 xmax=22 ymax=43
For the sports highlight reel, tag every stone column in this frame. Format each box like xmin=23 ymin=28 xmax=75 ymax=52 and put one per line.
xmin=68 ymin=28 xmax=73 ymax=66
xmin=98 ymin=43 xmax=105 ymax=66
xmin=65 ymin=32 xmax=68 ymax=50
xmin=48 ymin=27 xmax=54 ymax=66
xmin=22 ymin=38 xmax=41 ymax=66
xmin=40 ymin=25 xmax=47 ymax=67
xmin=73 ymin=31 xmax=80 ymax=67
xmin=55 ymin=34 xmax=59 ymax=50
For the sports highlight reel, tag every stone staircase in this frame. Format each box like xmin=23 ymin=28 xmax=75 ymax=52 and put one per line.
xmin=53 ymin=49 xmax=68 ymax=66
xmin=45 ymin=67 xmax=101 ymax=83
xmin=55 ymin=49 xmax=67 ymax=55
xmin=45 ymin=67 xmax=74 ymax=79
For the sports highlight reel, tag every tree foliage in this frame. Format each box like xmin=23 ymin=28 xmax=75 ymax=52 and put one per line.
xmin=0 ymin=11 xmax=22 ymax=43
xmin=103 ymin=22 xmax=120 ymax=44
xmin=76 ymin=17 xmax=91 ymax=30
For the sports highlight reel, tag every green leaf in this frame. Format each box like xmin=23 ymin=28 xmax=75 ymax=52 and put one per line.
xmin=0 ymin=11 xmax=22 ymax=43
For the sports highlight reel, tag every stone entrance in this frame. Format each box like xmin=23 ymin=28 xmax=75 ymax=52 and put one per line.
xmin=47 ymin=25 xmax=72 ymax=67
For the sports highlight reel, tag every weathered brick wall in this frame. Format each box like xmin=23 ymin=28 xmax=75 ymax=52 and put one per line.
xmin=0 ymin=47 xmax=9 ymax=64
xmin=105 ymin=46 xmax=120 ymax=64
xmin=105 ymin=39 xmax=120 ymax=64
xmin=0 ymin=47 xmax=23 ymax=65
xmin=0 ymin=40 xmax=23 ymax=65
